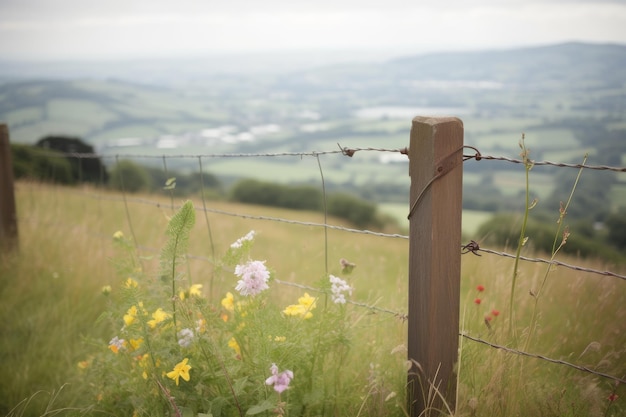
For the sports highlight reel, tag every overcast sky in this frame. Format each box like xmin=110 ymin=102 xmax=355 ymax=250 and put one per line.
xmin=1 ymin=0 xmax=625 ymax=61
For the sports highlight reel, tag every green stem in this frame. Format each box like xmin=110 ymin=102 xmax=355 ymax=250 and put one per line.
xmin=171 ymin=259 xmax=177 ymax=342
xmin=524 ymin=154 xmax=586 ymax=351
xmin=509 ymin=136 xmax=532 ymax=339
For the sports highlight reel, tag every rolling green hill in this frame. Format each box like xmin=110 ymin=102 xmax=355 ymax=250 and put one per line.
xmin=1 ymin=42 xmax=625 ymax=227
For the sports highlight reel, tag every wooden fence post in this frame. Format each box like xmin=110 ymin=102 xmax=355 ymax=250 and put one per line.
xmin=407 ymin=116 xmax=463 ymax=416
xmin=0 ymin=124 xmax=19 ymax=252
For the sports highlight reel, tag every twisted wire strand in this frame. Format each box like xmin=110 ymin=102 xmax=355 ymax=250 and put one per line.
xmin=461 ymin=333 xmax=626 ymax=384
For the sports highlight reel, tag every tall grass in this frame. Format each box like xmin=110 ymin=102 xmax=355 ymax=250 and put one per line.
xmin=0 ymin=180 xmax=624 ymax=416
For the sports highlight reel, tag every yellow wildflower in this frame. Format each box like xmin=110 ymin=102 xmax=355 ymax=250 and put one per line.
xmin=148 ymin=308 xmax=171 ymax=328
xmin=124 ymin=305 xmax=138 ymax=326
xmin=113 ymin=230 xmax=124 ymax=240
xmin=101 ymin=285 xmax=112 ymax=296
xmin=228 ymin=337 xmax=241 ymax=357
xmin=129 ymin=338 xmax=144 ymax=351
xmin=180 ymin=284 xmax=203 ymax=300
xmin=283 ymin=304 xmax=312 ymax=319
xmin=124 ymin=278 xmax=138 ymax=289
xmin=166 ymin=358 xmax=191 ymax=386
xmin=298 ymin=293 xmax=317 ymax=309
xmin=283 ymin=293 xmax=317 ymax=319
xmin=221 ymin=292 xmax=234 ymax=311
xmin=138 ymin=354 xmax=151 ymax=379
xmin=189 ymin=284 xmax=203 ymax=297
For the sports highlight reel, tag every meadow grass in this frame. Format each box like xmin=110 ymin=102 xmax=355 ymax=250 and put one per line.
xmin=1 ymin=181 xmax=624 ymax=416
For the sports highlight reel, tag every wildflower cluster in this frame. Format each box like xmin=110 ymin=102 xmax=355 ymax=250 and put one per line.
xmin=79 ymin=204 xmax=371 ymax=417
xmin=330 ymin=274 xmax=353 ymax=304
xmin=471 ymin=284 xmax=500 ymax=330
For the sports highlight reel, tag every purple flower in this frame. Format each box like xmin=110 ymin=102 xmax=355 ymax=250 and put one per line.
xmin=265 ymin=363 xmax=293 ymax=394
xmin=234 ymin=260 xmax=270 ymax=296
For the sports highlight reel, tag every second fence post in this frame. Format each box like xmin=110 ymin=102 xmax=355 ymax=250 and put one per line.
xmin=0 ymin=124 xmax=19 ymax=252
xmin=407 ymin=116 xmax=463 ymax=416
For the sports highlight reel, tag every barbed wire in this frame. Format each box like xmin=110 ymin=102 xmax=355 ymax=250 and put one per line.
xmin=46 ymin=145 xmax=409 ymax=160
xmin=479 ymin=247 xmax=626 ymax=281
xmin=461 ymin=241 xmax=626 ymax=281
xmin=463 ymin=151 xmax=626 ymax=173
xmin=461 ymin=333 xmax=626 ymax=384
xmin=37 ymin=146 xmax=626 ymax=173
xmin=79 ymin=190 xmax=410 ymax=240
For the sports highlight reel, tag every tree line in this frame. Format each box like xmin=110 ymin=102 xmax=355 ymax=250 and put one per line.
xmin=11 ymin=136 xmax=390 ymax=230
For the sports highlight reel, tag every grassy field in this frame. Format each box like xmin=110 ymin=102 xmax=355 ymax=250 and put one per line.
xmin=1 ymin=182 xmax=625 ymax=416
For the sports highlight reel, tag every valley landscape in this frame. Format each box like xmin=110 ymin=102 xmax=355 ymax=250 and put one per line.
xmin=2 ymin=42 xmax=626 ymax=236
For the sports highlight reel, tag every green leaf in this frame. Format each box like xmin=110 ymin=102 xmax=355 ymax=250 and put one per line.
xmin=164 ymin=177 xmax=177 ymax=190
xmin=232 ymin=376 xmax=249 ymax=396
xmin=246 ymin=400 xmax=275 ymax=415
xmin=160 ymin=200 xmax=196 ymax=278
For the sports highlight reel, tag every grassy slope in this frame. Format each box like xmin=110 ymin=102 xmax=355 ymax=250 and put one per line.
xmin=1 ymin=182 xmax=625 ymax=416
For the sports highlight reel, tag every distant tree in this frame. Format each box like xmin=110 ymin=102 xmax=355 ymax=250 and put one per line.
xmin=11 ymin=143 xmax=74 ymax=184
xmin=477 ymin=213 xmax=624 ymax=262
xmin=231 ymin=179 xmax=284 ymax=207
xmin=109 ymin=160 xmax=153 ymax=193
xmin=231 ymin=179 xmax=322 ymax=210
xmin=230 ymin=179 xmax=384 ymax=228
xmin=36 ymin=135 xmax=108 ymax=184
xmin=605 ymin=207 xmax=626 ymax=250
xmin=327 ymin=193 xmax=379 ymax=228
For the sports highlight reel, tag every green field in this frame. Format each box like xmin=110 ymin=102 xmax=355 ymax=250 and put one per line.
xmin=1 ymin=181 xmax=624 ymax=416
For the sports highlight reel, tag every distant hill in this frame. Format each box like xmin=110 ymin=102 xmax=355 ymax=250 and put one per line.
xmin=284 ymin=42 xmax=626 ymax=91
xmin=1 ymin=41 xmax=624 ymax=87
xmin=387 ymin=42 xmax=626 ymax=88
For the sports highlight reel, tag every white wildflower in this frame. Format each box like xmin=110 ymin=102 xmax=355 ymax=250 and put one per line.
xmin=329 ymin=274 xmax=353 ymax=304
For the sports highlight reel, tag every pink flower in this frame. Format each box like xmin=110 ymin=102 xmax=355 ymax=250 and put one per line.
xmin=265 ymin=363 xmax=293 ymax=394
xmin=491 ymin=309 xmax=500 ymax=317
xmin=476 ymin=285 xmax=485 ymax=292
xmin=234 ymin=260 xmax=270 ymax=296
xmin=608 ymin=393 xmax=619 ymax=402
xmin=474 ymin=298 xmax=482 ymax=305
